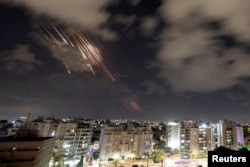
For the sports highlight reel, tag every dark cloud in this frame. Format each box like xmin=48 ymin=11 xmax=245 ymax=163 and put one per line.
xmin=113 ymin=14 xmax=136 ymax=25
xmin=127 ymin=0 xmax=141 ymax=6
xmin=0 ymin=0 xmax=118 ymax=41
xmin=0 ymin=45 xmax=42 ymax=73
xmin=156 ymin=0 xmax=250 ymax=93
xmin=143 ymin=80 xmax=167 ymax=95
xmin=140 ymin=16 xmax=159 ymax=36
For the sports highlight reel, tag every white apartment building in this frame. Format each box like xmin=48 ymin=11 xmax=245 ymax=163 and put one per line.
xmin=167 ymin=122 xmax=180 ymax=150
xmin=29 ymin=121 xmax=93 ymax=164
xmin=72 ymin=124 xmax=92 ymax=159
xmin=178 ymin=120 xmax=213 ymax=158
xmin=99 ymin=126 xmax=153 ymax=160
xmin=55 ymin=122 xmax=78 ymax=158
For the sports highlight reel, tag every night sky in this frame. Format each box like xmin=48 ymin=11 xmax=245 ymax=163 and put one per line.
xmin=1 ymin=0 xmax=250 ymax=122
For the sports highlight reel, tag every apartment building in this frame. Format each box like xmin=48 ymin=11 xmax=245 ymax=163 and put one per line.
xmin=71 ymin=123 xmax=92 ymax=159
xmin=167 ymin=121 xmax=180 ymax=150
xmin=232 ymin=125 xmax=245 ymax=150
xmin=189 ymin=123 xmax=212 ymax=157
xmin=178 ymin=120 xmax=212 ymax=158
xmin=29 ymin=120 xmax=93 ymax=166
xmin=0 ymin=137 xmax=55 ymax=167
xmin=99 ymin=126 xmax=153 ymax=160
xmin=180 ymin=120 xmax=198 ymax=155
xmin=211 ymin=120 xmax=236 ymax=149
xmin=165 ymin=119 xmax=245 ymax=158
xmin=54 ymin=122 xmax=78 ymax=158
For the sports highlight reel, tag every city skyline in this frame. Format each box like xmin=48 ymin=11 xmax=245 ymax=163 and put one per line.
xmin=1 ymin=0 xmax=250 ymax=122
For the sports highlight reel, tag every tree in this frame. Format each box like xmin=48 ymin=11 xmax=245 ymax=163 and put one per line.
xmin=53 ymin=155 xmax=64 ymax=167
xmin=151 ymin=151 xmax=166 ymax=167
xmin=112 ymin=159 xmax=120 ymax=167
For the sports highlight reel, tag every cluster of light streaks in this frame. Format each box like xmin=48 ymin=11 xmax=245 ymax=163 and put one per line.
xmin=36 ymin=22 xmax=142 ymax=112
xmin=120 ymin=88 xmax=143 ymax=112
xmin=121 ymin=97 xmax=143 ymax=112
xmin=37 ymin=22 xmax=116 ymax=82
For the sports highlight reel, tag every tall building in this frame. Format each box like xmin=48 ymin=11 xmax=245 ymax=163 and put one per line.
xmin=194 ymin=123 xmax=212 ymax=156
xmin=167 ymin=122 xmax=180 ymax=150
xmin=71 ymin=123 xmax=92 ymax=159
xmin=232 ymin=125 xmax=245 ymax=150
xmin=243 ymin=124 xmax=250 ymax=146
xmin=189 ymin=127 xmax=199 ymax=156
xmin=179 ymin=120 xmax=212 ymax=158
xmin=211 ymin=120 xmax=236 ymax=149
xmin=180 ymin=120 xmax=198 ymax=155
xmin=54 ymin=122 xmax=78 ymax=158
xmin=0 ymin=137 xmax=55 ymax=167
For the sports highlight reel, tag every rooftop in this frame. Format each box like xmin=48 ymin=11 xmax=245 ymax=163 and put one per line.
xmin=0 ymin=136 xmax=54 ymax=142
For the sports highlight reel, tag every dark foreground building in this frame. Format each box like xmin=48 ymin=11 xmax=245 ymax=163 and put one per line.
xmin=0 ymin=137 xmax=55 ymax=167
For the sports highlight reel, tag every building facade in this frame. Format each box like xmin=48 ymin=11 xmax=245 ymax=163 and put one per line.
xmin=167 ymin=122 xmax=180 ymax=150
xmin=0 ymin=137 xmax=55 ymax=167
xmin=99 ymin=126 xmax=153 ymax=160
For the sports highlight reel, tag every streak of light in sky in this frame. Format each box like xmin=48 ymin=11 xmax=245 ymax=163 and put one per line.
xmin=37 ymin=22 xmax=116 ymax=81
xmin=36 ymin=22 xmax=142 ymax=112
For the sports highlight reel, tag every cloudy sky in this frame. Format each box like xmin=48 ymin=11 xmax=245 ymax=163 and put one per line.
xmin=1 ymin=0 xmax=250 ymax=122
